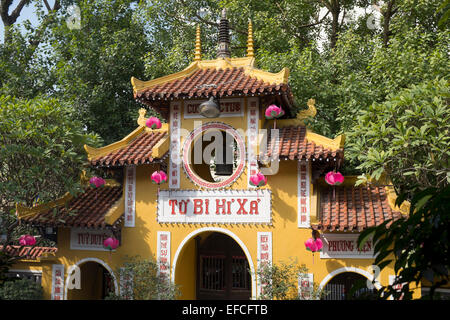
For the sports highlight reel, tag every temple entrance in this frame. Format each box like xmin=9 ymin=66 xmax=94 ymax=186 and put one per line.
xmin=196 ymin=232 xmax=251 ymax=300
xmin=66 ymin=260 xmax=116 ymax=300
xmin=322 ymin=272 xmax=374 ymax=300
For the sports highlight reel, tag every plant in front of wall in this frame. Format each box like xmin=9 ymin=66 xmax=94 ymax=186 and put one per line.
xmin=0 ymin=278 xmax=43 ymax=300
xmin=105 ymin=255 xmax=180 ymax=300
xmin=254 ymin=258 xmax=326 ymax=300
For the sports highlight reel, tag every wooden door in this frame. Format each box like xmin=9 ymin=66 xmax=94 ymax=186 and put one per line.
xmin=197 ymin=233 xmax=251 ymax=300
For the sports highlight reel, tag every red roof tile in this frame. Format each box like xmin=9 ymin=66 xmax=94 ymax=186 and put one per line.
xmin=315 ymin=186 xmax=403 ymax=232
xmin=90 ymin=131 xmax=167 ymax=167
xmin=1 ymin=246 xmax=57 ymax=260
xmin=135 ymin=67 xmax=294 ymax=103
xmin=263 ymin=126 xmax=344 ymax=160
xmin=20 ymin=186 xmax=123 ymax=229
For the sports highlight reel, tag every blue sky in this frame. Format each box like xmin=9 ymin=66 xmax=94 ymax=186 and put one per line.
xmin=0 ymin=0 xmax=45 ymax=43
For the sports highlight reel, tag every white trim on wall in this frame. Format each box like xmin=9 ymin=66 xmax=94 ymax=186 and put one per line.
xmin=318 ymin=266 xmax=382 ymax=291
xmin=63 ymin=257 xmax=119 ymax=300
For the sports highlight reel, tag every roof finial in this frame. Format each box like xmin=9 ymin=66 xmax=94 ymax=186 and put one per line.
xmin=247 ymin=20 xmax=254 ymax=58
xmin=194 ymin=25 xmax=201 ymax=61
xmin=217 ymin=8 xmax=231 ymax=58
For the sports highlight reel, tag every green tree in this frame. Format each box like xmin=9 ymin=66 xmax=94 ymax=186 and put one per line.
xmin=0 ymin=95 xmax=99 ymax=254
xmin=50 ymin=0 xmax=150 ymax=144
xmin=346 ymin=78 xmax=449 ymax=195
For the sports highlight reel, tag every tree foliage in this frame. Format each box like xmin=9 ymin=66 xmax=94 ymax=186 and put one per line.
xmin=358 ymin=185 xmax=450 ymax=300
xmin=255 ymin=259 xmax=325 ymax=300
xmin=347 ymin=78 xmax=450 ymax=195
xmin=0 ymin=278 xmax=43 ymax=300
xmin=0 ymin=95 xmax=99 ymax=250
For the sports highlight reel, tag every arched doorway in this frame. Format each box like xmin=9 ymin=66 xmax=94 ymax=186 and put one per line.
xmin=196 ymin=232 xmax=251 ymax=300
xmin=66 ymin=259 xmax=117 ymax=300
xmin=322 ymin=272 xmax=375 ymax=300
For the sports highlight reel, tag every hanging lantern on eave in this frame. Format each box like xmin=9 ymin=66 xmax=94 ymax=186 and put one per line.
xmin=151 ymin=170 xmax=167 ymax=195
xmin=249 ymin=172 xmax=267 ymax=188
xmin=325 ymin=171 xmax=344 ymax=186
xmin=19 ymin=234 xmax=36 ymax=246
xmin=89 ymin=176 xmax=106 ymax=188
xmin=146 ymin=116 xmax=162 ymax=130
xmin=265 ymin=104 xmax=284 ymax=129
xmin=304 ymin=230 xmax=323 ymax=264
xmin=103 ymin=237 xmax=119 ymax=251
xmin=264 ymin=104 xmax=284 ymax=120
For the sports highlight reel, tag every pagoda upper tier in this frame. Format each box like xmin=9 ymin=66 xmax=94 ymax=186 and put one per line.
xmin=131 ymin=22 xmax=294 ymax=119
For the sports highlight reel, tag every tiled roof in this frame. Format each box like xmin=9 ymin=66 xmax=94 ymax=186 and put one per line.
xmin=20 ymin=186 xmax=123 ymax=229
xmin=263 ymin=126 xmax=344 ymax=160
xmin=135 ymin=67 xmax=294 ymax=102
xmin=1 ymin=246 xmax=57 ymax=260
xmin=90 ymin=131 xmax=167 ymax=167
xmin=315 ymin=186 xmax=403 ymax=232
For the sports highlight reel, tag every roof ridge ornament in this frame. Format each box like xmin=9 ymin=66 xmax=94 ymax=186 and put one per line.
xmin=247 ymin=20 xmax=254 ymax=58
xmin=194 ymin=25 xmax=201 ymax=62
xmin=296 ymin=98 xmax=317 ymax=121
xmin=217 ymin=8 xmax=231 ymax=58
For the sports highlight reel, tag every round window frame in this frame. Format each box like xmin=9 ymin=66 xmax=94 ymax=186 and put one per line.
xmin=182 ymin=122 xmax=246 ymax=189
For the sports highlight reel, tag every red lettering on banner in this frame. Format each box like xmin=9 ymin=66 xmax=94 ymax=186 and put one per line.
xmin=236 ymin=199 xmax=248 ymax=214
xmin=193 ymin=199 xmax=203 ymax=214
xmin=226 ymin=200 xmax=232 ymax=215
xmin=168 ymin=200 xmax=178 ymax=214
xmin=204 ymin=199 xmax=209 ymax=214
xmin=249 ymin=200 xmax=259 ymax=214
xmin=178 ymin=200 xmax=189 ymax=215
xmin=216 ymin=199 xmax=226 ymax=214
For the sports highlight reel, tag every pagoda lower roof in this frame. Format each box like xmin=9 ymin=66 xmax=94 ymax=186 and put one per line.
xmin=17 ymin=186 xmax=124 ymax=229
xmin=84 ymin=118 xmax=169 ymax=168
xmin=314 ymin=185 xmax=404 ymax=232
xmin=262 ymin=125 xmax=344 ymax=161
xmin=0 ymin=245 xmax=58 ymax=260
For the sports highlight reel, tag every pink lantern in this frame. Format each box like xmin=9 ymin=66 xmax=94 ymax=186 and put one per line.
xmin=325 ymin=171 xmax=344 ymax=186
xmin=19 ymin=235 xmax=36 ymax=246
xmin=103 ymin=237 xmax=119 ymax=251
xmin=249 ymin=172 xmax=267 ymax=188
xmin=305 ymin=236 xmax=323 ymax=264
xmin=89 ymin=176 xmax=106 ymax=188
xmin=264 ymin=104 xmax=285 ymax=120
xmin=145 ymin=117 xmax=162 ymax=130
xmin=151 ymin=171 xmax=167 ymax=185
xmin=304 ymin=238 xmax=323 ymax=253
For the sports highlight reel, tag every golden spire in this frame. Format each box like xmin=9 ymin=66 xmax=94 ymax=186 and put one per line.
xmin=247 ymin=20 xmax=254 ymax=58
xmin=194 ymin=25 xmax=202 ymax=61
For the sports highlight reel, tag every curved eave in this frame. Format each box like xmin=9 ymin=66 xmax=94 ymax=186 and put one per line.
xmin=131 ymin=57 xmax=290 ymax=98
xmin=84 ymin=123 xmax=169 ymax=162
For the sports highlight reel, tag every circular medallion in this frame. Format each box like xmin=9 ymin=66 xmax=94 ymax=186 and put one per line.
xmin=182 ymin=122 xmax=246 ymax=189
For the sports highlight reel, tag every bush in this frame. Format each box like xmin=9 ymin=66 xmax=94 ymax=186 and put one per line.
xmin=106 ymin=256 xmax=180 ymax=300
xmin=255 ymin=258 xmax=325 ymax=300
xmin=0 ymin=278 xmax=43 ymax=300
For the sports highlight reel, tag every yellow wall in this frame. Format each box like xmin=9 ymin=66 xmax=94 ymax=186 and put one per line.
xmin=15 ymin=96 xmax=421 ymax=300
